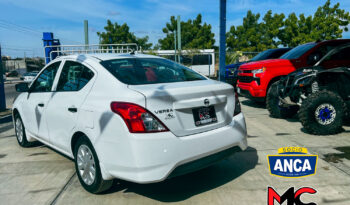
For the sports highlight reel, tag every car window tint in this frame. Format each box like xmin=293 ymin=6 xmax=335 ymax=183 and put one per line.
xmin=56 ymin=61 xmax=94 ymax=91
xmin=100 ymin=58 xmax=206 ymax=85
xmin=280 ymin=43 xmax=316 ymax=59
xmin=31 ymin=62 xmax=60 ymax=92
xmin=327 ymin=47 xmax=350 ymax=61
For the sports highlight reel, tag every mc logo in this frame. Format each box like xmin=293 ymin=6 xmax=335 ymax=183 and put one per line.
xmin=267 ymin=147 xmax=318 ymax=178
xmin=268 ymin=187 xmax=317 ymax=205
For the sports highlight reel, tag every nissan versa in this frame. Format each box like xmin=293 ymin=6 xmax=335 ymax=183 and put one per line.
xmin=12 ymin=54 xmax=248 ymax=193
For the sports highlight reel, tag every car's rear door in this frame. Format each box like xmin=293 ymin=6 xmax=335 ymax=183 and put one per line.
xmin=22 ymin=61 xmax=62 ymax=142
xmin=319 ymin=46 xmax=350 ymax=69
xmin=44 ymin=60 xmax=95 ymax=152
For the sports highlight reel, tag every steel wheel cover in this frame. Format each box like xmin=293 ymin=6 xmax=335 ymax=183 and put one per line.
xmin=315 ymin=103 xmax=336 ymax=125
xmin=77 ymin=145 xmax=96 ymax=186
xmin=15 ymin=118 xmax=23 ymax=143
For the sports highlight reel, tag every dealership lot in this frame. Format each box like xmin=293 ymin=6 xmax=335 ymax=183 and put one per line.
xmin=0 ymin=97 xmax=350 ymax=205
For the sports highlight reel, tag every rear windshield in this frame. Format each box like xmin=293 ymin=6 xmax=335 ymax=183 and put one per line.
xmin=100 ymin=58 xmax=206 ymax=85
xmin=280 ymin=43 xmax=316 ymax=60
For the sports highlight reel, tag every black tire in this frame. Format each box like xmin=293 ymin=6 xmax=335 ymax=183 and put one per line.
xmin=14 ymin=113 xmax=32 ymax=147
xmin=298 ymin=90 xmax=345 ymax=135
xmin=74 ymin=137 xmax=113 ymax=194
xmin=266 ymin=82 xmax=298 ymax=118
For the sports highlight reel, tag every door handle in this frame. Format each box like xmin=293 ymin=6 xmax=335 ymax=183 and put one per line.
xmin=68 ymin=107 xmax=78 ymax=113
xmin=38 ymin=103 xmax=44 ymax=107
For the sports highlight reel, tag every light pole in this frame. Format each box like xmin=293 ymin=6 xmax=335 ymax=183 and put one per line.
xmin=174 ymin=30 xmax=177 ymax=62
xmin=219 ymin=0 xmax=226 ymax=82
xmin=177 ymin=15 xmax=181 ymax=63
xmin=0 ymin=44 xmax=6 ymax=111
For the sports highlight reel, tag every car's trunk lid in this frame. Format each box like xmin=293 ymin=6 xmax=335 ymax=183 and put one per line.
xmin=128 ymin=80 xmax=235 ymax=137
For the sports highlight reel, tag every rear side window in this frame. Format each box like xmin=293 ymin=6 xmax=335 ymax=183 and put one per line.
xmin=56 ymin=61 xmax=94 ymax=91
xmin=100 ymin=58 xmax=206 ymax=85
xmin=326 ymin=47 xmax=350 ymax=60
xmin=31 ymin=62 xmax=60 ymax=92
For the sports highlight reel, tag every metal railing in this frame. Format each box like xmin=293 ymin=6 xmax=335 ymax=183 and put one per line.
xmin=44 ymin=43 xmax=139 ymax=63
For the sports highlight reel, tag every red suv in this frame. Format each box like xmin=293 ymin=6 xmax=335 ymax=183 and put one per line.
xmin=237 ymin=39 xmax=350 ymax=102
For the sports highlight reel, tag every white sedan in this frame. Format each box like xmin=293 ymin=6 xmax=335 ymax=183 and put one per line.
xmin=22 ymin=71 xmax=39 ymax=83
xmin=12 ymin=53 xmax=247 ymax=193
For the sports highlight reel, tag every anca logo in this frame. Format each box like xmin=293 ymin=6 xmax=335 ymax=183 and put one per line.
xmin=268 ymin=187 xmax=317 ymax=205
xmin=267 ymin=147 xmax=318 ymax=178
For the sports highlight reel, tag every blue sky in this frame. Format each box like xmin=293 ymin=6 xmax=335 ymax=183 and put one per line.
xmin=0 ymin=0 xmax=349 ymax=57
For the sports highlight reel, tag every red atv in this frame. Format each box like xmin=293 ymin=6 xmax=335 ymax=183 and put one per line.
xmin=237 ymin=39 xmax=350 ymax=103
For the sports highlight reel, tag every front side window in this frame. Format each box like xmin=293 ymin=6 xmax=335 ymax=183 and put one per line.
xmin=280 ymin=43 xmax=316 ymax=60
xmin=100 ymin=58 xmax=206 ymax=85
xmin=56 ymin=61 xmax=94 ymax=91
xmin=30 ymin=62 xmax=60 ymax=92
xmin=250 ymin=50 xmax=272 ymax=61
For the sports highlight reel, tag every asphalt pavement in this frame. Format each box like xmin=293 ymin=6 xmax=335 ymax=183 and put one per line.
xmin=0 ymin=97 xmax=350 ymax=205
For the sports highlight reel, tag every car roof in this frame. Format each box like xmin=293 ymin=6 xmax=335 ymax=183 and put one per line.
xmin=58 ymin=53 xmax=163 ymax=62
xmin=316 ymin=39 xmax=350 ymax=45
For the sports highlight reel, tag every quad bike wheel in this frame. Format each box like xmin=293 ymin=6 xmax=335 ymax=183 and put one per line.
xmin=266 ymin=81 xmax=298 ymax=119
xmin=298 ymin=90 xmax=345 ymax=135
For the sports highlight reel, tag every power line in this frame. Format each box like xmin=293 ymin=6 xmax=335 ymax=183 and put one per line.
xmin=0 ymin=19 xmax=83 ymax=45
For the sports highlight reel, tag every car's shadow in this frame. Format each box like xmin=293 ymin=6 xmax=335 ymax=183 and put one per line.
xmin=104 ymin=146 xmax=258 ymax=202
xmin=240 ymin=98 xmax=265 ymax=109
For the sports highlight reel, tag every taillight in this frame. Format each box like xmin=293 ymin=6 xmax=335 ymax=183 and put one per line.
xmin=234 ymin=92 xmax=241 ymax=116
xmin=110 ymin=102 xmax=169 ymax=133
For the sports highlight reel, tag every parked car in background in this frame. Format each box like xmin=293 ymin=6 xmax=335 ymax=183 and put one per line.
xmin=267 ymin=43 xmax=350 ymax=135
xmin=21 ymin=71 xmax=39 ymax=83
xmin=6 ymin=70 xmax=19 ymax=77
xmin=225 ymin=48 xmax=291 ymax=86
xmin=12 ymin=53 xmax=247 ymax=194
xmin=237 ymin=39 xmax=350 ymax=102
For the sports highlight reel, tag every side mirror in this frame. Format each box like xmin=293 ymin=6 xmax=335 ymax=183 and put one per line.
xmin=15 ymin=83 xmax=29 ymax=92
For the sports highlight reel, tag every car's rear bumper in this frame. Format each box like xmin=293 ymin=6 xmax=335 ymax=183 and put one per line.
xmin=97 ymin=113 xmax=248 ymax=183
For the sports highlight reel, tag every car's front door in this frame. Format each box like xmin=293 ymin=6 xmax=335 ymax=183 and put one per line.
xmin=22 ymin=61 xmax=61 ymax=142
xmin=45 ymin=60 xmax=95 ymax=152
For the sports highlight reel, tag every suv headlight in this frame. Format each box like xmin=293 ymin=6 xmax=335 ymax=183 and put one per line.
xmin=294 ymin=74 xmax=314 ymax=86
xmin=252 ymin=67 xmax=266 ymax=77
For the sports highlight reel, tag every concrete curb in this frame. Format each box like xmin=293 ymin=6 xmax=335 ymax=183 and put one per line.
xmin=0 ymin=114 xmax=12 ymax=124
xmin=5 ymin=81 xmax=23 ymax=84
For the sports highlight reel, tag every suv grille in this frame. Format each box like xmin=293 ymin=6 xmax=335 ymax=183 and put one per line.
xmin=238 ymin=76 xmax=254 ymax=83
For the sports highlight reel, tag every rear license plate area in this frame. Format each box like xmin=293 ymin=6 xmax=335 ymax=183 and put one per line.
xmin=192 ymin=106 xmax=217 ymax=126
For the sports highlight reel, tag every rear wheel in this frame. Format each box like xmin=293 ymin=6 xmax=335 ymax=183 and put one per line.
xmin=74 ymin=136 xmax=113 ymax=194
xmin=298 ymin=90 xmax=345 ymax=135
xmin=14 ymin=114 xmax=32 ymax=147
xmin=266 ymin=82 xmax=298 ymax=118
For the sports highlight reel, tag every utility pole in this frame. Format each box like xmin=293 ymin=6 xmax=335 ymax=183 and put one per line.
xmin=84 ymin=20 xmax=89 ymax=51
xmin=174 ymin=30 xmax=177 ymax=62
xmin=0 ymin=44 xmax=6 ymax=111
xmin=219 ymin=0 xmax=226 ymax=82
xmin=177 ymin=15 xmax=181 ymax=63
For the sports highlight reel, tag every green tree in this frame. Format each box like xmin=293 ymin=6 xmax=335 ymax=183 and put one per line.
xmin=227 ymin=0 xmax=350 ymax=51
xmin=158 ymin=14 xmax=215 ymax=50
xmin=278 ymin=13 xmax=313 ymax=47
xmin=279 ymin=0 xmax=350 ymax=47
xmin=97 ymin=20 xmax=152 ymax=50
xmin=227 ymin=10 xmax=283 ymax=52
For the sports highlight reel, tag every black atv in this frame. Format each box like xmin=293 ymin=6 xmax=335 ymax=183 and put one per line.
xmin=267 ymin=43 xmax=350 ymax=135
